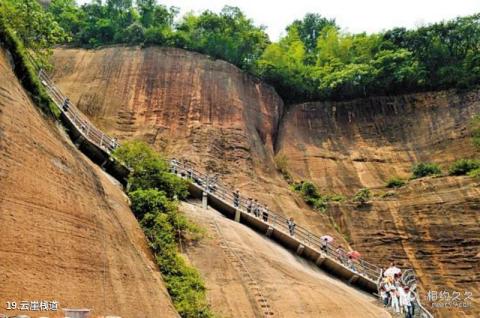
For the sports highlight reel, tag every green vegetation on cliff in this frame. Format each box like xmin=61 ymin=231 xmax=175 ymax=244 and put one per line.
xmin=37 ymin=0 xmax=480 ymax=103
xmin=292 ymin=180 xmax=344 ymax=212
xmin=0 ymin=0 xmax=64 ymax=116
xmin=412 ymin=162 xmax=442 ymax=178
xmin=114 ymin=141 xmax=214 ymax=318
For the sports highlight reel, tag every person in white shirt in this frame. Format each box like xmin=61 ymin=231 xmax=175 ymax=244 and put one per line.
xmin=405 ymin=287 xmax=415 ymax=318
xmin=398 ymin=284 xmax=408 ymax=314
xmin=390 ymin=285 xmax=400 ymax=313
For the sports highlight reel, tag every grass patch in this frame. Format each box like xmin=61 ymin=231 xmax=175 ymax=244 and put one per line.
xmin=468 ymin=167 xmax=480 ymax=178
xmin=352 ymin=188 xmax=372 ymax=206
xmin=274 ymin=153 xmax=292 ymax=183
xmin=291 ymin=180 xmax=345 ymax=212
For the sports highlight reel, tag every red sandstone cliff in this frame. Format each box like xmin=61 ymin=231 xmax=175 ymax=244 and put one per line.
xmin=277 ymin=94 xmax=480 ymax=317
xmin=51 ymin=46 xmax=345 ymax=244
xmin=51 ymin=46 xmax=480 ymax=317
xmin=0 ymin=48 xmax=178 ymax=317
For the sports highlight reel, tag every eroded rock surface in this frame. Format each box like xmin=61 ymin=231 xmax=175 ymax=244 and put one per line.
xmin=0 ymin=48 xmax=178 ymax=318
xmin=51 ymin=46 xmax=480 ymax=317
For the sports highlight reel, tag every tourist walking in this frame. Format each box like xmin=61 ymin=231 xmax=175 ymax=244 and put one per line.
xmin=262 ymin=205 xmax=269 ymax=222
xmin=246 ymin=198 xmax=252 ymax=213
xmin=287 ymin=217 xmax=296 ymax=236
xmin=233 ymin=190 xmax=240 ymax=208
xmin=62 ymin=98 xmax=70 ymax=112
xmin=253 ymin=200 xmax=260 ymax=217
xmin=390 ymin=284 xmax=400 ymax=313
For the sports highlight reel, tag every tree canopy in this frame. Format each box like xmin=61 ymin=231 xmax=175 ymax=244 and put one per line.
xmin=3 ymin=0 xmax=480 ymax=103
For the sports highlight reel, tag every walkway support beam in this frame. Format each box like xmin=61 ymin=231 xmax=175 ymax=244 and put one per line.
xmin=202 ymin=192 xmax=208 ymax=209
xmin=234 ymin=209 xmax=241 ymax=222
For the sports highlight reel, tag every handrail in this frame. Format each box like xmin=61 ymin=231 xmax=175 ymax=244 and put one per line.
xmin=38 ymin=70 xmax=118 ymax=153
xmin=172 ymin=161 xmax=383 ymax=283
xmin=25 ymin=56 xmax=119 ymax=155
xmin=401 ymin=269 xmax=434 ymax=318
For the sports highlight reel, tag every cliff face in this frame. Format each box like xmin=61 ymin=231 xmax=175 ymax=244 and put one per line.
xmin=181 ymin=201 xmax=390 ymax=318
xmin=52 ymin=46 xmax=347 ymax=246
xmin=52 ymin=46 xmax=283 ymax=174
xmin=277 ymin=94 xmax=480 ymax=317
xmin=0 ymin=48 xmax=178 ymax=317
xmin=51 ymin=46 xmax=480 ymax=318
xmin=277 ymin=92 xmax=480 ymax=194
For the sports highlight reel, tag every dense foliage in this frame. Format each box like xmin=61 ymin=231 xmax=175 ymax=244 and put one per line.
xmin=0 ymin=0 xmax=60 ymax=115
xmin=9 ymin=1 xmax=479 ymax=103
xmin=257 ymin=13 xmax=480 ymax=101
xmin=114 ymin=141 xmax=213 ymax=318
xmin=411 ymin=162 xmax=442 ymax=178
xmin=0 ymin=0 xmax=68 ymax=63
xmin=46 ymin=0 xmax=268 ymax=72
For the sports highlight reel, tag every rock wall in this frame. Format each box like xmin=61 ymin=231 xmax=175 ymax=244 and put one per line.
xmin=51 ymin=46 xmax=480 ymax=317
xmin=277 ymin=92 xmax=480 ymax=194
xmin=52 ymin=46 xmax=347 ymax=246
xmin=0 ymin=48 xmax=178 ymax=317
xmin=277 ymin=93 xmax=480 ymax=317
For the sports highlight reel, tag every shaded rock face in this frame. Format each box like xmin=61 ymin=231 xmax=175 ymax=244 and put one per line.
xmin=52 ymin=46 xmax=480 ymax=317
xmin=52 ymin=46 xmax=283 ymax=177
xmin=0 ymin=49 xmax=178 ymax=317
xmin=277 ymin=92 xmax=480 ymax=194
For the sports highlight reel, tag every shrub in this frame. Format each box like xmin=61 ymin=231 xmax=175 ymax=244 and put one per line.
xmin=467 ymin=167 xmax=480 ymax=178
xmin=129 ymin=189 xmax=174 ymax=219
xmin=291 ymin=180 xmax=345 ymax=212
xmin=353 ymin=188 xmax=371 ymax=206
xmin=113 ymin=141 xmax=189 ymax=199
xmin=386 ymin=177 xmax=406 ymax=188
xmin=116 ymin=141 xmax=213 ymax=318
xmin=448 ymin=159 xmax=480 ymax=176
xmin=412 ymin=162 xmax=442 ymax=178
xmin=274 ymin=154 xmax=292 ymax=182
xmin=300 ymin=181 xmax=320 ymax=199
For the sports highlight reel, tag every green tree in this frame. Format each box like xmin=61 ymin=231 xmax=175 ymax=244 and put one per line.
xmin=287 ymin=13 xmax=337 ymax=63
xmin=448 ymin=159 xmax=480 ymax=176
xmin=1 ymin=0 xmax=68 ymax=60
xmin=176 ymin=6 xmax=269 ymax=71
xmin=113 ymin=141 xmax=188 ymax=199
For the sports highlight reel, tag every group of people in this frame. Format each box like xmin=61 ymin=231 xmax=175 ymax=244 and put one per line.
xmin=243 ymin=195 xmax=271 ymax=223
xmin=379 ymin=263 xmax=416 ymax=318
xmin=333 ymin=245 xmax=359 ymax=272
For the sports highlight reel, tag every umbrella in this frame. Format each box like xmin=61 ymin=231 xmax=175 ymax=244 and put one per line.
xmin=384 ymin=266 xmax=402 ymax=277
xmin=347 ymin=251 xmax=361 ymax=260
xmin=320 ymin=235 xmax=334 ymax=243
